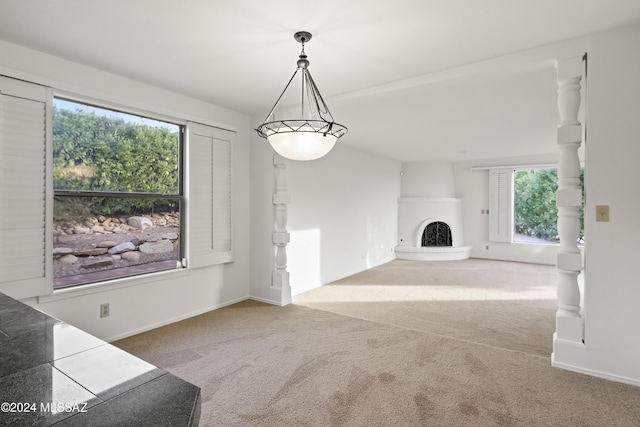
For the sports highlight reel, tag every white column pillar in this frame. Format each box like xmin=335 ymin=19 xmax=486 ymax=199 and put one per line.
xmin=555 ymin=55 xmax=585 ymax=343
xmin=272 ymin=154 xmax=292 ymax=305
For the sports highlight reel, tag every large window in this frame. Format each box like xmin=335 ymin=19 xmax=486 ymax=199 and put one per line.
xmin=52 ymin=99 xmax=183 ymax=289
xmin=490 ymin=167 xmax=584 ymax=245
xmin=513 ymin=168 xmax=584 ymax=244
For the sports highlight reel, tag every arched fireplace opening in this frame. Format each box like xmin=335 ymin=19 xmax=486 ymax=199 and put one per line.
xmin=421 ymin=221 xmax=452 ymax=247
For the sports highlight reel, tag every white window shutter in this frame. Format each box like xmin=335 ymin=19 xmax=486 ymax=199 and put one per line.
xmin=489 ymin=168 xmax=513 ymax=243
xmin=186 ymin=122 xmax=233 ymax=268
xmin=0 ymin=77 xmax=52 ymax=299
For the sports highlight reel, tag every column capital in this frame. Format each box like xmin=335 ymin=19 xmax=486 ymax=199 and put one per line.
xmin=557 ymin=54 xmax=586 ymax=80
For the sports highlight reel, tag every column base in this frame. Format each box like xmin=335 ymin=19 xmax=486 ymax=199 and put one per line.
xmin=272 ymin=270 xmax=292 ymax=305
xmin=556 ymin=313 xmax=584 ymax=342
xmin=551 ymin=331 xmax=586 ymax=371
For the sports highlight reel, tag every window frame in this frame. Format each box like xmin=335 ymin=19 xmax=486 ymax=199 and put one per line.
xmin=51 ymin=96 xmax=186 ymax=289
xmin=488 ymin=164 xmax=584 ymax=246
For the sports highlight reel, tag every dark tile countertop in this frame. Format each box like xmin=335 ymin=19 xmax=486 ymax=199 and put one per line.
xmin=0 ymin=292 xmax=200 ymax=426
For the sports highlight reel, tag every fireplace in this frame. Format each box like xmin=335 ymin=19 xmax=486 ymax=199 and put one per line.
xmin=395 ymin=198 xmax=471 ymax=261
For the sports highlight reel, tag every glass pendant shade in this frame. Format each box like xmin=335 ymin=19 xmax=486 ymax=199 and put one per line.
xmin=256 ymin=31 xmax=347 ymax=161
xmin=267 ymin=130 xmax=337 ymax=161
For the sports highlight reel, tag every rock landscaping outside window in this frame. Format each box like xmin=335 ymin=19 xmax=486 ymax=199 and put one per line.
xmin=53 ymin=212 xmax=180 ymax=288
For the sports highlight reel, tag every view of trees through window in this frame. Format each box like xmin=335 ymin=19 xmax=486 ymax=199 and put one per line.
xmin=513 ymin=168 xmax=584 ymax=244
xmin=52 ymin=98 xmax=182 ymax=288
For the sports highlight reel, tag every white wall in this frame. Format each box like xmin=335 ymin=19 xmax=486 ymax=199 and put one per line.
xmin=401 ymin=161 xmax=456 ymax=197
xmin=0 ymin=41 xmax=252 ymax=341
xmin=552 ymin=23 xmax=640 ymax=385
xmin=287 ymin=145 xmax=401 ymax=295
xmin=250 ymin=131 xmax=401 ymax=300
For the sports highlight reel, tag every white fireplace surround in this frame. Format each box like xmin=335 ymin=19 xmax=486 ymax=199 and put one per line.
xmin=395 ymin=197 xmax=471 ymax=261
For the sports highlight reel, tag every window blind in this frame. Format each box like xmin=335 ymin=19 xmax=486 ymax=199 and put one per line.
xmin=0 ymin=76 xmax=51 ymax=299
xmin=489 ymin=168 xmax=513 ymax=243
xmin=186 ymin=122 xmax=233 ymax=268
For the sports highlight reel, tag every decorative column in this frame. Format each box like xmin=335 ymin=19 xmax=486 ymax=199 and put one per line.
xmin=272 ymin=154 xmax=292 ymax=305
xmin=555 ymin=55 xmax=585 ymax=344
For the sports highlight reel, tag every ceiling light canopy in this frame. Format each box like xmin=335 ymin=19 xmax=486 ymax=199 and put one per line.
xmin=256 ymin=31 xmax=347 ymax=161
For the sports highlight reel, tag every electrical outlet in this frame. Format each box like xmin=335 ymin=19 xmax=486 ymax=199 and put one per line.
xmin=100 ymin=303 xmax=110 ymax=318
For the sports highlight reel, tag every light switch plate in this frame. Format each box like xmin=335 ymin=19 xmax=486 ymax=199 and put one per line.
xmin=595 ymin=205 xmax=609 ymax=222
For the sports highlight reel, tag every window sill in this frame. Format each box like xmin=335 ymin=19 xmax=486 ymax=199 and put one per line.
xmin=512 ymin=241 xmax=560 ymax=246
xmin=511 ymin=241 xmax=585 ymax=247
xmin=38 ymin=266 xmax=188 ymax=304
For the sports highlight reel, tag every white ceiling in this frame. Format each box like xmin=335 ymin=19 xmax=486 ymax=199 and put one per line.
xmin=1 ymin=0 xmax=640 ymax=162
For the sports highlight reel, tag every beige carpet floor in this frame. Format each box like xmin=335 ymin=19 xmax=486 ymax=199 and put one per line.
xmin=294 ymin=259 xmax=558 ymax=357
xmin=115 ymin=259 xmax=640 ymax=426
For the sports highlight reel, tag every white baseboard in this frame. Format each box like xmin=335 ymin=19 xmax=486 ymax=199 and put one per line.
xmin=551 ymin=356 xmax=640 ymax=388
xmin=105 ymin=295 xmax=250 ymax=342
xmin=249 ymin=295 xmax=286 ymax=306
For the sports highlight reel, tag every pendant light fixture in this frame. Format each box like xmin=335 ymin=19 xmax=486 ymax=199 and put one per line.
xmin=256 ymin=31 xmax=347 ymax=161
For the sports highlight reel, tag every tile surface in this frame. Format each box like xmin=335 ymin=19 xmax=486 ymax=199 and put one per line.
xmin=54 ymin=344 xmax=164 ymax=400
xmin=55 ymin=373 xmax=202 ymax=427
xmin=0 ymin=363 xmax=101 ymax=426
xmin=0 ymin=292 xmax=200 ymax=426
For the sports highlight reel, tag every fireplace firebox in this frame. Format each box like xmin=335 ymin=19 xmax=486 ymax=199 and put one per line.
xmin=422 ymin=221 xmax=452 ymax=247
